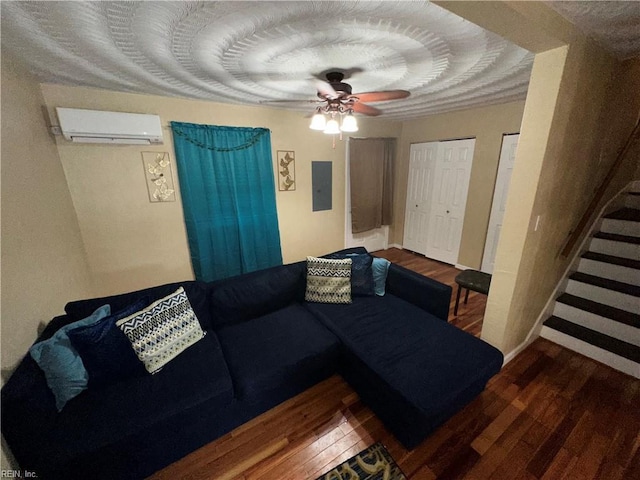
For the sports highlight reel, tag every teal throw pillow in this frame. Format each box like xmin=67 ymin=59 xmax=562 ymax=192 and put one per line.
xmin=30 ymin=304 xmax=111 ymax=411
xmin=372 ymin=258 xmax=391 ymax=296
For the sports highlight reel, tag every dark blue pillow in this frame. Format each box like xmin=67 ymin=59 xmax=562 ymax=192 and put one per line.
xmin=68 ymin=297 xmax=150 ymax=388
xmin=324 ymin=252 xmax=375 ymax=296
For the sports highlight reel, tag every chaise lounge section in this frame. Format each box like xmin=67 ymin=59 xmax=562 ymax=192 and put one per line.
xmin=1 ymin=249 xmax=503 ymax=479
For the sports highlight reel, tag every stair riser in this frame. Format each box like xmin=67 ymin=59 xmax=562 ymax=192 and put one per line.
xmin=625 ymin=195 xmax=640 ymax=209
xmin=589 ymin=238 xmax=640 ymax=261
xmin=540 ymin=326 xmax=640 ymax=379
xmin=578 ymin=258 xmax=640 ymax=286
xmin=552 ymin=302 xmax=640 ymax=346
xmin=565 ymin=280 xmax=640 ymax=313
xmin=601 ymin=218 xmax=640 ymax=237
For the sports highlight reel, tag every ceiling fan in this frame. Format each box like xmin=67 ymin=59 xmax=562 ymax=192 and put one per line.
xmin=310 ymin=71 xmax=410 ymax=134
xmin=313 ymin=71 xmax=411 ymax=117
xmin=262 ymin=70 xmax=410 ymax=134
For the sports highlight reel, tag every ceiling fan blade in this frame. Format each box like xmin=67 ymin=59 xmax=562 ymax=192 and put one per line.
xmin=259 ymin=99 xmax=321 ymax=105
xmin=352 ymin=102 xmax=382 ymax=116
xmin=315 ymin=80 xmax=340 ymax=100
xmin=350 ymin=90 xmax=410 ymax=103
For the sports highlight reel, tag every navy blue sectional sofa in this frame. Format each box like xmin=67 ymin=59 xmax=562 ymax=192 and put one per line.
xmin=1 ymin=249 xmax=503 ymax=479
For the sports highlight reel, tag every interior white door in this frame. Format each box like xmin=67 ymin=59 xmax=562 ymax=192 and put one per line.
xmin=402 ymin=142 xmax=439 ymax=254
xmin=424 ymin=138 xmax=475 ymax=265
xmin=345 ymin=140 xmax=388 ymax=252
xmin=481 ymin=133 xmax=519 ymax=273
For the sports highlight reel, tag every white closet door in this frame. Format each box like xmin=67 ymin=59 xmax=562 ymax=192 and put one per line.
xmin=481 ymin=133 xmax=519 ymax=273
xmin=424 ymin=138 xmax=475 ymax=265
xmin=403 ymin=142 xmax=439 ymax=254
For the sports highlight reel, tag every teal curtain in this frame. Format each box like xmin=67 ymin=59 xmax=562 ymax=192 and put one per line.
xmin=171 ymin=122 xmax=282 ymax=281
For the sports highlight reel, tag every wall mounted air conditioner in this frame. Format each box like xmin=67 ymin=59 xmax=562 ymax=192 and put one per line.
xmin=55 ymin=107 xmax=163 ymax=144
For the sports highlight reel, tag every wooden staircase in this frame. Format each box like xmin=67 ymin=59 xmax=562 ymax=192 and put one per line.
xmin=541 ymin=184 xmax=640 ymax=378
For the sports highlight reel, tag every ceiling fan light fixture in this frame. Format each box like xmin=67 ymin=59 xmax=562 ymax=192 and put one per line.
xmin=309 ymin=111 xmax=327 ymax=130
xmin=340 ymin=113 xmax=358 ymax=132
xmin=323 ymin=117 xmax=341 ymax=135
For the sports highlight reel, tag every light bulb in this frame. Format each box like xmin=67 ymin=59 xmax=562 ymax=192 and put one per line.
xmin=309 ymin=112 xmax=327 ymax=130
xmin=340 ymin=113 xmax=359 ymax=132
xmin=323 ymin=118 xmax=341 ymax=135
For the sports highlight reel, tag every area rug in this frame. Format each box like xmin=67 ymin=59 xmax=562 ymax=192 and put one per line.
xmin=316 ymin=442 xmax=407 ymax=480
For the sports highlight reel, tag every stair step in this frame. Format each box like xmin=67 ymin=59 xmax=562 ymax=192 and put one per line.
xmin=625 ymin=193 xmax=640 ymax=209
xmin=543 ymin=316 xmax=640 ymax=363
xmin=556 ymin=293 xmax=640 ymax=328
xmin=569 ymin=272 xmax=640 ymax=297
xmin=601 ymin=210 xmax=640 ymax=236
xmin=581 ymin=251 xmax=640 ymax=270
xmin=592 ymin=231 xmax=640 ymax=245
xmin=578 ymin=256 xmax=640 ymax=286
xmin=604 ymin=207 xmax=640 ymax=222
xmin=541 ymin=323 xmax=640 ymax=378
xmin=589 ymin=236 xmax=640 ymax=260
xmin=553 ymin=302 xmax=640 ymax=346
xmin=566 ymin=276 xmax=640 ymax=314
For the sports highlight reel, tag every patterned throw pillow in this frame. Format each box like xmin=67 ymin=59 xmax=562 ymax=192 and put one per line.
xmin=116 ymin=287 xmax=205 ymax=374
xmin=305 ymin=256 xmax=352 ymax=304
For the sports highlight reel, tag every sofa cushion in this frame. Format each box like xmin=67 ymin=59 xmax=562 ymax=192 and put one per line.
xmin=65 ymin=281 xmax=213 ymax=330
xmin=30 ymin=305 xmax=111 ymax=411
xmin=305 ymin=294 xmax=504 ymax=413
xmin=305 ymin=256 xmax=352 ymax=304
xmin=2 ymin=331 xmax=234 ymax=465
xmin=210 ymin=262 xmax=306 ymax=329
xmin=216 ymin=304 xmax=340 ymax=401
xmin=68 ymin=297 xmax=150 ymax=388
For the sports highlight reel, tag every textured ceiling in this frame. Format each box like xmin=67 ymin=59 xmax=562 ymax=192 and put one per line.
xmin=548 ymin=1 xmax=640 ymax=60
xmin=3 ymin=2 xmax=638 ymax=121
xmin=1 ymin=1 xmax=534 ymax=120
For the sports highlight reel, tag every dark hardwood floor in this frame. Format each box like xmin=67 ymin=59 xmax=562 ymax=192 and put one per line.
xmin=149 ymin=248 xmax=640 ymax=480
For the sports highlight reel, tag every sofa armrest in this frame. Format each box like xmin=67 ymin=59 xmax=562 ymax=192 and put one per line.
xmin=385 ymin=264 xmax=452 ymax=321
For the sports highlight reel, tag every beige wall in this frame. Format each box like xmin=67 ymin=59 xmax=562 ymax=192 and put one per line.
xmin=434 ymin=1 xmax=639 ymax=355
xmin=39 ymin=84 xmax=402 ymax=296
xmin=1 ymin=54 xmax=94 ymax=372
xmin=481 ymin=24 xmax=638 ymax=354
xmin=393 ymin=101 xmax=525 ymax=268
xmin=598 ymin=58 xmax=640 ymax=193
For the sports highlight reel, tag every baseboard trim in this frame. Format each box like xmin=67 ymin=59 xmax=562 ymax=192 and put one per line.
xmin=455 ymin=263 xmax=474 ymax=271
xmin=387 ymin=243 xmax=403 ymax=250
xmin=502 ymin=335 xmax=539 ymax=365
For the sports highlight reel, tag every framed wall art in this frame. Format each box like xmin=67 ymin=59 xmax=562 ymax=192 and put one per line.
xmin=277 ymin=150 xmax=296 ymax=191
xmin=142 ymin=151 xmax=176 ymax=202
